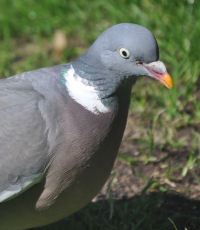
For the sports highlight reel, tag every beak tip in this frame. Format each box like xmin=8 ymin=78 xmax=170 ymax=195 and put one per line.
xmin=161 ymin=73 xmax=174 ymax=89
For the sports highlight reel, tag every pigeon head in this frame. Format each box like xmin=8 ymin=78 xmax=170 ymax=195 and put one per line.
xmin=86 ymin=23 xmax=160 ymax=78
xmin=71 ymin=23 xmax=173 ymax=107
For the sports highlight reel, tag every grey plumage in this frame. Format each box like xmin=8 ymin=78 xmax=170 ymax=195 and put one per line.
xmin=0 ymin=23 xmax=173 ymax=229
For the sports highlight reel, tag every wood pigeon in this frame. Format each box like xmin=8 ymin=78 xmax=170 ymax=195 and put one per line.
xmin=0 ymin=23 xmax=173 ymax=230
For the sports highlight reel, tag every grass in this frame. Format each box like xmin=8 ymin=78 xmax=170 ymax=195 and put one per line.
xmin=0 ymin=0 xmax=200 ymax=229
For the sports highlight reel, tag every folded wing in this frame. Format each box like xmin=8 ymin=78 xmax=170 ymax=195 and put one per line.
xmin=0 ymin=76 xmax=49 ymax=202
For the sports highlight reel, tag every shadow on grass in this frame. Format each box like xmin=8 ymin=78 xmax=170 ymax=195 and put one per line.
xmin=32 ymin=192 xmax=200 ymax=230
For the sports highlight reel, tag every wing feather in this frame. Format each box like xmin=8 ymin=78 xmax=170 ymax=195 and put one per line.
xmin=0 ymin=75 xmax=49 ymax=202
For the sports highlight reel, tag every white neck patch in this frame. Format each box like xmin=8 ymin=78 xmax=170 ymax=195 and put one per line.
xmin=64 ymin=65 xmax=110 ymax=114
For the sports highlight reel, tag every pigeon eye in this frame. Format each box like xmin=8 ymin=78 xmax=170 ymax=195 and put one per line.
xmin=119 ymin=48 xmax=130 ymax=59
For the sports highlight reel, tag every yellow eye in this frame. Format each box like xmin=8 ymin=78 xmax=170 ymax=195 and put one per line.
xmin=119 ymin=48 xmax=130 ymax=59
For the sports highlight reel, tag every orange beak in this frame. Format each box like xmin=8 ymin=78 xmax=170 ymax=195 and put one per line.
xmin=142 ymin=61 xmax=174 ymax=89
xmin=157 ymin=72 xmax=174 ymax=89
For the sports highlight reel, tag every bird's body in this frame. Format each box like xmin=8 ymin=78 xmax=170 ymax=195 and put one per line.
xmin=0 ymin=64 xmax=131 ymax=230
xmin=0 ymin=23 xmax=173 ymax=229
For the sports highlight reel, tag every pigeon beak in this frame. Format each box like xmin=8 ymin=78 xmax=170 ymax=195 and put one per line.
xmin=141 ymin=61 xmax=174 ymax=89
